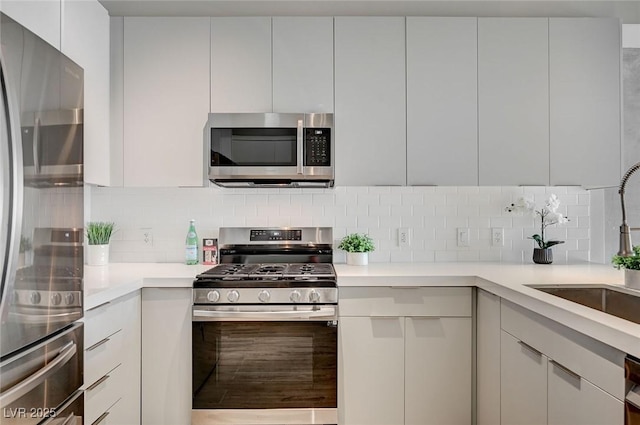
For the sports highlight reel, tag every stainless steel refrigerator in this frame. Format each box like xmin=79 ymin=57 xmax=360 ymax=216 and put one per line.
xmin=0 ymin=12 xmax=84 ymax=424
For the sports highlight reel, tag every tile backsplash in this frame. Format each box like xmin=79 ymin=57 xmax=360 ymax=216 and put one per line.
xmin=89 ymin=185 xmax=590 ymax=264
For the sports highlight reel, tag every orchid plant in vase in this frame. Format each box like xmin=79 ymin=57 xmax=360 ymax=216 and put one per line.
xmin=505 ymin=194 xmax=569 ymax=263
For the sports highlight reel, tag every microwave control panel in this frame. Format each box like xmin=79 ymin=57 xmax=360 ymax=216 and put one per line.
xmin=305 ymin=128 xmax=331 ymax=166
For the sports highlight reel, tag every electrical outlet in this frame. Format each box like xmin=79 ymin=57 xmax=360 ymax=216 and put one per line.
xmin=398 ymin=228 xmax=410 ymax=247
xmin=140 ymin=227 xmax=153 ymax=246
xmin=491 ymin=227 xmax=504 ymax=246
xmin=457 ymin=228 xmax=470 ymax=247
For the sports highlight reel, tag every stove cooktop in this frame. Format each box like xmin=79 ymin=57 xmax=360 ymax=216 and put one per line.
xmin=197 ymin=263 xmax=336 ymax=280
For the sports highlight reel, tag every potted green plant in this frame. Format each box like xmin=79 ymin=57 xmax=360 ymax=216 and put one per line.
xmin=612 ymin=245 xmax=640 ymax=289
xmin=86 ymin=222 xmax=115 ymax=266
xmin=338 ymin=233 xmax=375 ymax=266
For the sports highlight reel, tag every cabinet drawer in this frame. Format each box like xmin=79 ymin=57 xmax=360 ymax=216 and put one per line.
xmin=89 ymin=398 xmax=122 ymax=425
xmin=501 ymin=299 xmax=625 ymax=400
xmin=339 ymin=286 xmax=472 ymax=317
xmin=85 ymin=364 xmax=123 ymax=425
xmin=85 ymin=329 xmax=124 ymax=386
xmin=85 ymin=300 xmax=125 ymax=348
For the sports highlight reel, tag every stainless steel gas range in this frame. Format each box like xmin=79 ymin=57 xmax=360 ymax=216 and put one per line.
xmin=192 ymin=227 xmax=338 ymax=425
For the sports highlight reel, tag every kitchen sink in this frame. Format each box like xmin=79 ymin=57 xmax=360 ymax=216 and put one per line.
xmin=528 ymin=284 xmax=640 ymax=325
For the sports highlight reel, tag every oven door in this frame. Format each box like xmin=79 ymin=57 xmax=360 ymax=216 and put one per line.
xmin=192 ymin=305 xmax=337 ymax=425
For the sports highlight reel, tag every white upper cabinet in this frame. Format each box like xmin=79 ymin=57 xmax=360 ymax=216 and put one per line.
xmin=549 ymin=18 xmax=621 ymax=187
xmin=272 ymin=17 xmax=334 ymax=113
xmin=1 ymin=0 xmax=61 ymax=49
xmin=211 ymin=17 xmax=272 ymax=113
xmin=478 ymin=18 xmax=550 ymax=186
xmin=61 ymin=0 xmax=110 ymax=186
xmin=406 ymin=17 xmax=478 ymax=186
xmin=123 ymin=17 xmax=210 ymax=187
xmin=334 ymin=17 xmax=406 ymax=186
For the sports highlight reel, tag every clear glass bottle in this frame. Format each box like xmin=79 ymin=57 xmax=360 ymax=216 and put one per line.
xmin=185 ymin=219 xmax=198 ymax=265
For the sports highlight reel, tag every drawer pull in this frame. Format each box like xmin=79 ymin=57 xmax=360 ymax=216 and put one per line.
xmin=86 ymin=337 xmax=110 ymax=351
xmin=86 ymin=301 xmax=111 ymax=312
xmin=390 ymin=286 xmax=421 ymax=289
xmin=517 ymin=340 xmax=543 ymax=357
xmin=550 ymin=359 xmax=581 ymax=381
xmin=86 ymin=374 xmax=111 ymax=392
xmin=91 ymin=411 xmax=110 ymax=425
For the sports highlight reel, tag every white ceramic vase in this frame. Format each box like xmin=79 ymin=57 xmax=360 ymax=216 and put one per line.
xmin=346 ymin=252 xmax=368 ymax=266
xmin=87 ymin=244 xmax=110 ymax=266
xmin=625 ymin=269 xmax=640 ymax=290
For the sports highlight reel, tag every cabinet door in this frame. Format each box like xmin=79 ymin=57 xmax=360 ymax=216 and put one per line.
xmin=123 ymin=17 xmax=209 ymax=187
xmin=211 ymin=17 xmax=271 ymax=112
xmin=549 ymin=18 xmax=621 ymax=187
xmin=334 ymin=17 xmax=406 ymax=186
xmin=547 ymin=360 xmax=623 ymax=425
xmin=500 ymin=330 xmax=548 ymax=425
xmin=406 ymin=17 xmax=478 ymax=186
xmin=0 ymin=0 xmax=60 ymax=49
xmin=339 ymin=317 xmax=405 ymax=425
xmin=61 ymin=0 xmax=111 ymax=186
xmin=478 ymin=18 xmax=549 ymax=186
xmin=272 ymin=17 xmax=333 ymax=113
xmin=141 ymin=288 xmax=192 ymax=425
xmin=405 ymin=317 xmax=472 ymax=425
xmin=477 ymin=290 xmax=501 ymax=425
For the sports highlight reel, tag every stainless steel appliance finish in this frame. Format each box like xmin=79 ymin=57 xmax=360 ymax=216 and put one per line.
xmin=205 ymin=112 xmax=334 ymax=188
xmin=1 ymin=12 xmax=84 ymax=424
xmin=192 ymin=227 xmax=337 ymax=425
xmin=0 ymin=323 xmax=83 ymax=425
xmin=618 ymin=162 xmax=640 ymax=256
xmin=626 ymin=355 xmax=640 ymax=424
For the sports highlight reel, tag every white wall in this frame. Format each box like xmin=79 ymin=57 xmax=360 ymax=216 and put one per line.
xmin=90 ymin=185 xmax=590 ymax=264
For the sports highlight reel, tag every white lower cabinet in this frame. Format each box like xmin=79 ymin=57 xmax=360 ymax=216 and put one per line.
xmin=500 ymin=330 xmax=548 ymax=425
xmin=84 ymin=291 xmax=141 ymax=425
xmin=499 ymin=300 xmax=624 ymax=425
xmin=339 ymin=287 xmax=472 ymax=425
xmin=141 ymin=288 xmax=192 ymax=425
xmin=547 ymin=360 xmax=623 ymax=425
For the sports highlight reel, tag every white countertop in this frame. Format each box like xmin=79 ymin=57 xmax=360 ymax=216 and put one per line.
xmin=84 ymin=261 xmax=640 ymax=356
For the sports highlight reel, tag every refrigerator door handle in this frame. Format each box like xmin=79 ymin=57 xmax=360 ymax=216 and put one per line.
xmin=0 ymin=341 xmax=77 ymax=406
xmin=33 ymin=116 xmax=41 ymax=174
xmin=0 ymin=50 xmax=24 ymax=306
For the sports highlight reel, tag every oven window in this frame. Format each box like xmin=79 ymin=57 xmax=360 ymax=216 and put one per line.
xmin=192 ymin=321 xmax=337 ymax=409
xmin=211 ymin=128 xmax=297 ymax=166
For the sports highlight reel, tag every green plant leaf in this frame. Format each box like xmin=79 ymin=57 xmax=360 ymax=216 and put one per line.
xmin=612 ymin=246 xmax=640 ymax=270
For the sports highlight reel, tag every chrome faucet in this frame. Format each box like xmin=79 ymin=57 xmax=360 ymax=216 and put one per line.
xmin=619 ymin=162 xmax=640 ymax=256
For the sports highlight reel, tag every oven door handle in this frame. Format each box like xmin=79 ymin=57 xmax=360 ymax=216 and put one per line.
xmin=192 ymin=306 xmax=337 ymax=321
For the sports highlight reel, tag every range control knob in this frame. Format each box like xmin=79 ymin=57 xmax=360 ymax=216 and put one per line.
xmin=64 ymin=293 xmax=75 ymax=305
xmin=258 ymin=290 xmax=271 ymax=303
xmin=308 ymin=289 xmax=320 ymax=303
xmin=207 ymin=290 xmax=220 ymax=303
xmin=30 ymin=291 xmax=41 ymax=305
xmin=227 ymin=290 xmax=240 ymax=303
xmin=290 ymin=290 xmax=302 ymax=303
xmin=50 ymin=292 xmax=62 ymax=306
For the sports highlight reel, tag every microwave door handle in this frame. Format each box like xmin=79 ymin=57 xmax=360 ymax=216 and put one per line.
xmin=297 ymin=119 xmax=304 ymax=175
xmin=33 ymin=116 xmax=41 ymax=174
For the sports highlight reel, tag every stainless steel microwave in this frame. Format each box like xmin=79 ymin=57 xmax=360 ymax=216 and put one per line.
xmin=205 ymin=113 xmax=334 ymax=188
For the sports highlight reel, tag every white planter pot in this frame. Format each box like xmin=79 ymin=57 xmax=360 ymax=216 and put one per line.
xmin=87 ymin=244 xmax=110 ymax=266
xmin=625 ymin=269 xmax=640 ymax=290
xmin=346 ymin=252 xmax=369 ymax=266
